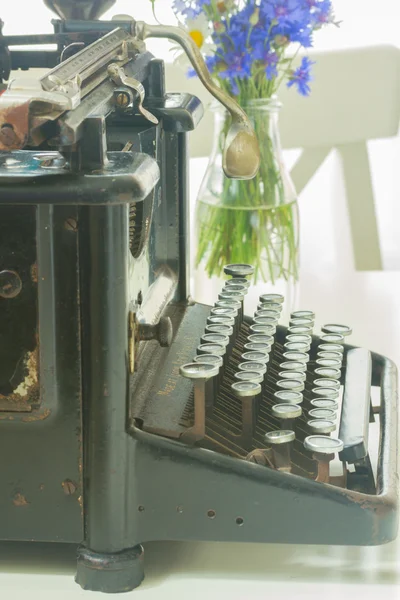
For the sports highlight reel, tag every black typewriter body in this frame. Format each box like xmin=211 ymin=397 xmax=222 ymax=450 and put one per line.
xmin=0 ymin=1 xmax=398 ymax=593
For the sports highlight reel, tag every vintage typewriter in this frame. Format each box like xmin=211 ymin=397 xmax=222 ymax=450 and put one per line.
xmin=0 ymin=0 xmax=398 ymax=593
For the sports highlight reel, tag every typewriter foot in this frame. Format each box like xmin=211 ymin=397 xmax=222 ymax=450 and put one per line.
xmin=75 ymin=544 xmax=145 ymax=593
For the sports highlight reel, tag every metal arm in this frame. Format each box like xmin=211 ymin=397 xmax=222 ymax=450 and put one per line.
xmin=135 ymin=22 xmax=260 ymax=180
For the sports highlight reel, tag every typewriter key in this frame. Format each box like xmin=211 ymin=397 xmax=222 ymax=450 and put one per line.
xmin=317 ymin=351 xmax=343 ymax=361
xmin=248 ymin=334 xmax=274 ymax=345
xmin=308 ymin=408 xmax=336 ymax=420
xmin=321 ymin=324 xmax=352 ymax=336
xmin=222 ymin=283 xmax=248 ymax=294
xmin=207 ymin=315 xmax=235 ymax=327
xmin=242 ymin=351 xmax=269 ymax=364
xmin=274 ymin=390 xmax=304 ymax=404
xmin=280 ymin=361 xmax=307 ymax=372
xmin=286 ymin=334 xmax=312 ymax=344
xmin=201 ymin=333 xmax=230 ymax=347
xmin=225 ymin=278 xmax=250 ymax=288
xmin=249 ymin=324 xmax=276 ymax=335
xmin=253 ymin=316 xmax=279 ymax=326
xmin=316 ymin=358 xmax=342 ymax=369
xmin=234 ymin=371 xmax=264 ymax=384
xmin=287 ymin=325 xmax=313 ymax=335
xmin=311 ymin=387 xmax=340 ymax=399
xmin=218 ymin=290 xmax=245 ymax=302
xmin=238 ymin=361 xmax=267 ymax=375
xmin=303 ymin=435 xmax=344 ymax=483
xmin=180 ymin=362 xmax=219 ymax=379
xmin=289 ymin=317 xmax=314 ymax=326
xmin=276 ymin=379 xmax=305 ymax=392
xmin=224 ymin=264 xmax=254 ymax=277
xmin=307 ymin=419 xmax=336 ymax=434
xmin=314 ymin=378 xmax=340 ymax=390
xmin=272 ymin=403 xmax=302 ymax=430
xmin=282 ymin=351 xmax=309 ymax=364
xmin=244 ymin=342 xmax=272 ymax=353
xmin=320 ymin=333 xmax=345 ymax=345
xmin=311 ymin=398 xmax=338 ymax=410
xmin=193 ymin=354 xmax=223 ymax=368
xmin=259 ymin=293 xmax=284 ymax=304
xmin=264 ymin=430 xmax=295 ymax=472
xmin=278 ymin=370 xmax=306 ymax=382
xmin=291 ymin=310 xmax=315 ymax=319
xmin=314 ymin=367 xmax=341 ymax=380
xmin=231 ymin=381 xmax=262 ymax=396
xmin=255 ymin=309 xmax=281 ymax=319
xmin=216 ymin=299 xmax=241 ymax=311
xmin=197 ymin=343 xmax=226 ymax=356
xmin=210 ymin=306 xmax=237 ymax=318
xmin=206 ymin=324 xmax=233 ymax=337
xmin=284 ymin=341 xmax=310 ymax=353
xmin=258 ymin=302 xmax=283 ymax=312
xmin=318 ymin=343 xmax=344 ymax=354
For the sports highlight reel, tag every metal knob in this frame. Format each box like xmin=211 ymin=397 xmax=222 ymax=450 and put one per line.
xmin=0 ymin=270 xmax=22 ymax=299
xmin=137 ymin=317 xmax=173 ymax=347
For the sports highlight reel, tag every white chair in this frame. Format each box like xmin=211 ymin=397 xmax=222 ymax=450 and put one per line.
xmin=165 ymin=44 xmax=400 ymax=271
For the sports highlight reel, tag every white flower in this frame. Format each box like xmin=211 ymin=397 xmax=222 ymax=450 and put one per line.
xmin=170 ymin=13 xmax=216 ymax=71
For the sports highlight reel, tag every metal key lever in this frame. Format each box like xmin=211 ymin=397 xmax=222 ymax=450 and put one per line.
xmin=134 ymin=22 xmax=260 ymax=180
xmin=107 ymin=63 xmax=158 ymax=124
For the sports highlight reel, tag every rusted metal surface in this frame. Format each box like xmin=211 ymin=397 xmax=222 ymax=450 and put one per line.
xmin=0 ymin=346 xmax=39 ymax=412
xmin=0 ymin=99 xmax=30 ymax=150
xmin=13 ymin=493 xmax=29 ymax=507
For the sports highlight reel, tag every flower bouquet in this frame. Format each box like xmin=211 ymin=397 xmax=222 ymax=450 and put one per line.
xmin=168 ymin=0 xmax=338 ymax=297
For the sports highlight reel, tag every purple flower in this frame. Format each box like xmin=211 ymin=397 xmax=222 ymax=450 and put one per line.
xmin=261 ymin=0 xmax=308 ymax=27
xmin=287 ymin=56 xmax=314 ymax=96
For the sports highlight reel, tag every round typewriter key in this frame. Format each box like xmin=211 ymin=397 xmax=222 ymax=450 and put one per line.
xmin=304 ymin=435 xmax=343 ymax=454
xmin=272 ymin=404 xmax=302 ymax=419
xmin=238 ymin=361 xmax=267 ymax=375
xmin=280 ymin=361 xmax=307 ymax=372
xmin=206 ymin=324 xmax=233 ymax=337
xmin=224 ymin=264 xmax=254 ymax=278
xmin=193 ymin=354 xmax=223 ymax=368
xmin=265 ymin=429 xmax=295 ymax=445
xmin=249 ymin=323 xmax=276 ymax=335
xmin=314 ymin=367 xmax=341 ymax=380
xmin=284 ymin=341 xmax=310 ymax=353
xmin=180 ymin=362 xmax=219 ymax=379
xmin=316 ymin=358 xmax=342 ymax=369
xmin=276 ymin=379 xmax=305 ymax=392
xmin=222 ymin=283 xmax=248 ymax=294
xmin=311 ymin=398 xmax=338 ymax=410
xmin=216 ymin=299 xmax=241 ymax=311
xmin=308 ymin=408 xmax=336 ymax=420
xmin=244 ymin=342 xmax=272 ymax=353
xmin=278 ymin=370 xmax=306 ymax=382
xmin=291 ymin=310 xmax=315 ymax=319
xmin=210 ymin=306 xmax=237 ymax=318
xmin=258 ymin=302 xmax=282 ymax=312
xmin=197 ymin=343 xmax=226 ymax=356
xmin=282 ymin=351 xmax=309 ymax=364
xmin=225 ymin=278 xmax=250 ymax=288
xmin=207 ymin=315 xmax=235 ymax=327
xmin=311 ymin=387 xmax=340 ymax=399
xmin=274 ymin=390 xmax=304 ymax=404
xmin=321 ymin=324 xmax=352 ymax=336
xmin=318 ymin=343 xmax=344 ymax=354
xmin=289 ymin=317 xmax=313 ymax=326
xmin=201 ymin=333 xmax=230 ymax=347
xmin=231 ymin=381 xmax=261 ymax=396
xmin=218 ymin=291 xmax=245 ymax=302
xmin=320 ymin=333 xmax=345 ymax=345
xmin=317 ymin=351 xmax=343 ymax=361
xmin=259 ymin=293 xmax=284 ymax=304
xmin=248 ymin=334 xmax=274 ymax=345
xmin=314 ymin=378 xmax=340 ymax=390
xmin=242 ymin=351 xmax=269 ymax=363
xmin=307 ymin=419 xmax=336 ymax=434
xmin=255 ymin=309 xmax=280 ymax=319
xmin=286 ymin=334 xmax=312 ymax=344
xmin=234 ymin=370 xmax=264 ymax=384
xmin=287 ymin=325 xmax=313 ymax=335
xmin=253 ymin=316 xmax=279 ymax=326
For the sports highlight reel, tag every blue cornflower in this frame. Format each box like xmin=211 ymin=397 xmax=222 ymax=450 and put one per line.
xmin=287 ymin=56 xmax=314 ymax=96
xmin=261 ymin=0 xmax=308 ymax=27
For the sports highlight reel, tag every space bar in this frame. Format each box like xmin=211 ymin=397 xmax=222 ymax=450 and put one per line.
xmin=339 ymin=348 xmax=372 ymax=463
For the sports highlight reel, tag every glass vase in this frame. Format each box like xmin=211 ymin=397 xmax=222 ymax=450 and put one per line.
xmin=193 ymin=97 xmax=299 ymax=320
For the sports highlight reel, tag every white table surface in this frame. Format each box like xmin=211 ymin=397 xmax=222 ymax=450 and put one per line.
xmin=2 ymin=160 xmax=400 ymax=599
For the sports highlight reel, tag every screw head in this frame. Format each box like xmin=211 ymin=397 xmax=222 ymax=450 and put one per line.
xmin=0 ymin=123 xmax=18 ymax=147
xmin=115 ymin=90 xmax=131 ymax=107
xmin=62 ymin=479 xmax=77 ymax=495
xmin=0 ymin=270 xmax=22 ymax=299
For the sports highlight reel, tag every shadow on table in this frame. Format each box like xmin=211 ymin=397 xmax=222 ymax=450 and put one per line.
xmin=1 ymin=538 xmax=399 ymax=589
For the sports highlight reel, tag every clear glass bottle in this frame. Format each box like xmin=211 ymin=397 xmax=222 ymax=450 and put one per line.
xmin=193 ymin=97 xmax=300 ymax=321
